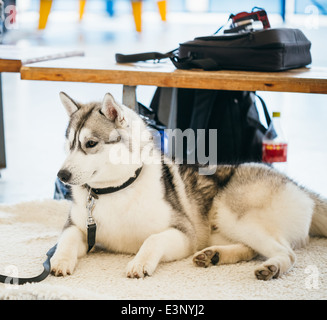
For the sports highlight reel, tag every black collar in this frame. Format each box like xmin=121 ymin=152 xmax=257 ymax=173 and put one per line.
xmin=84 ymin=166 xmax=143 ymax=199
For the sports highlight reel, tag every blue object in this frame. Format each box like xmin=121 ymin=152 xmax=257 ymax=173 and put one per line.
xmin=54 ymin=178 xmax=72 ymax=200
xmin=106 ymin=0 xmax=114 ymax=17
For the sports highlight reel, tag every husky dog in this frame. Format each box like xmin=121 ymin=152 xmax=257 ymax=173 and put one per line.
xmin=51 ymin=92 xmax=327 ymax=281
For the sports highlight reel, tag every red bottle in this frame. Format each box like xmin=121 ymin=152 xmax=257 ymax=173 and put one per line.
xmin=262 ymin=112 xmax=288 ymax=171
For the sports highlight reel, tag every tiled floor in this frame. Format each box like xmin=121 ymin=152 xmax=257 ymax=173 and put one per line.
xmin=0 ymin=11 xmax=327 ymax=203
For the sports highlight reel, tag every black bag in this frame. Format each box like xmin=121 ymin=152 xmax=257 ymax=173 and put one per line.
xmin=116 ymin=28 xmax=311 ymax=72
xmin=151 ymin=88 xmax=271 ymax=164
xmin=176 ymin=28 xmax=311 ymax=71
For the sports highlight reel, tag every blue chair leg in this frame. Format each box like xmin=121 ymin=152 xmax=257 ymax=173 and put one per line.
xmin=281 ymin=0 xmax=286 ymax=22
xmin=106 ymin=0 xmax=114 ymax=17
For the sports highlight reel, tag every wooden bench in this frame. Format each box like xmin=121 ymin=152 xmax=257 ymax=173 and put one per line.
xmin=0 ymin=46 xmax=84 ymax=169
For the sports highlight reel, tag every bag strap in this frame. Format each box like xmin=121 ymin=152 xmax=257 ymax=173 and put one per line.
xmin=246 ymin=93 xmax=272 ymax=134
xmin=255 ymin=94 xmax=271 ymax=128
xmin=115 ymin=51 xmax=174 ymax=63
xmin=115 ymin=50 xmax=221 ymax=71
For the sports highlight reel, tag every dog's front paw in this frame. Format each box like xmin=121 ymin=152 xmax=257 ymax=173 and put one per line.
xmin=51 ymin=253 xmax=77 ymax=277
xmin=126 ymin=258 xmax=156 ymax=279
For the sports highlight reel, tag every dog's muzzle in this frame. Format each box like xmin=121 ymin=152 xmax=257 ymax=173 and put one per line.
xmin=57 ymin=169 xmax=72 ymax=183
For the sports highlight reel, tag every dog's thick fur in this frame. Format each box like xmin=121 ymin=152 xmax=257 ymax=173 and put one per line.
xmin=51 ymin=92 xmax=327 ymax=280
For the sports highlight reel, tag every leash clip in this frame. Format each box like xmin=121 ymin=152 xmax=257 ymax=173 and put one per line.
xmin=87 ymin=215 xmax=96 ymax=226
xmin=86 ymin=191 xmax=97 ymax=253
xmin=86 ymin=193 xmax=96 ymax=227
xmin=86 ymin=194 xmax=95 ymax=212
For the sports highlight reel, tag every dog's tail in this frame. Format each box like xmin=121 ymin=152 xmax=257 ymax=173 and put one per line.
xmin=308 ymin=190 xmax=327 ymax=237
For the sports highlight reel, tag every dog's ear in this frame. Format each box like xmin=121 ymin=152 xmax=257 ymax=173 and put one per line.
xmin=101 ymin=93 xmax=127 ymax=128
xmin=59 ymin=92 xmax=79 ymax=116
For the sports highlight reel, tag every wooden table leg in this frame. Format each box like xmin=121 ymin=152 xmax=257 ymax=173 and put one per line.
xmin=122 ymin=85 xmax=139 ymax=113
xmin=0 ymin=74 xmax=6 ymax=169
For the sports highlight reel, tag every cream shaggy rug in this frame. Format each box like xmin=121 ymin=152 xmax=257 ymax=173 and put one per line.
xmin=0 ymin=199 xmax=326 ymax=300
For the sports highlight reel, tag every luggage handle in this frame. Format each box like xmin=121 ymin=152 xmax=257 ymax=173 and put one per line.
xmin=195 ymin=32 xmax=252 ymax=41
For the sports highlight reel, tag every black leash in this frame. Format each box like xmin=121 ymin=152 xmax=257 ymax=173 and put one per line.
xmin=0 ymin=244 xmax=57 ymax=285
xmin=0 ymin=166 xmax=143 ymax=286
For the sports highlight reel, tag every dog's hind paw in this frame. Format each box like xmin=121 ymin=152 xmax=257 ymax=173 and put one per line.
xmin=254 ymin=264 xmax=279 ymax=281
xmin=193 ymin=249 xmax=219 ymax=268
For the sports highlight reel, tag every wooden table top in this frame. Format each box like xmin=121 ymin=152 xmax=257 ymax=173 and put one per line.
xmin=20 ymin=56 xmax=327 ymax=94
xmin=0 ymin=45 xmax=84 ymax=72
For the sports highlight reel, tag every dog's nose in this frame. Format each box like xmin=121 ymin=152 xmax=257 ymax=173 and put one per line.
xmin=57 ymin=169 xmax=72 ymax=183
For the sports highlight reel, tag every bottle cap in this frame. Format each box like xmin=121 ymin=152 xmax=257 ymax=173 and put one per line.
xmin=272 ymin=112 xmax=281 ymax=118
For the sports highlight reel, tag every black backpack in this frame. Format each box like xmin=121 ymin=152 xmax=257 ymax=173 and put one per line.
xmin=149 ymin=87 xmax=271 ymax=164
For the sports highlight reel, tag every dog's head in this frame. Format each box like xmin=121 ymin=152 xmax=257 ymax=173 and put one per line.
xmin=57 ymin=92 xmax=151 ymax=188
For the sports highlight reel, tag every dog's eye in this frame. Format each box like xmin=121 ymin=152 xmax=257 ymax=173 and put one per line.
xmin=85 ymin=140 xmax=98 ymax=148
